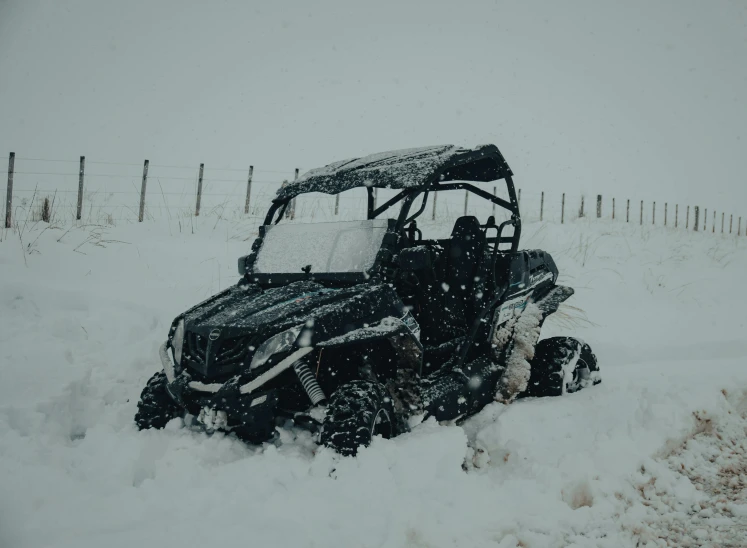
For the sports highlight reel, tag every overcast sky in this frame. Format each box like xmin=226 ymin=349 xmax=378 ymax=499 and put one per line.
xmin=1 ymin=0 xmax=746 ymax=211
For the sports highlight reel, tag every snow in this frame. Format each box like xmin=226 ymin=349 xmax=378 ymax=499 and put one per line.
xmin=2 ymin=216 xmax=747 ymax=547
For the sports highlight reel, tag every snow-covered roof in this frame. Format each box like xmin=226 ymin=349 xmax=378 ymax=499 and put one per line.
xmin=275 ymin=144 xmax=513 ymax=201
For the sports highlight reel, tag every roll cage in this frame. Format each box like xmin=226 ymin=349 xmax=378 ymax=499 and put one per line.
xmin=263 ymin=177 xmax=522 ymax=253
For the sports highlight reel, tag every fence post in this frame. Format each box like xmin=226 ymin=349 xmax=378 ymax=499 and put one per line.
xmin=612 ymin=197 xmax=615 ymax=220
xmin=694 ymin=206 xmax=699 ymax=231
xmin=580 ymin=196 xmax=585 ymax=218
xmin=664 ymin=203 xmax=667 ymax=226
xmin=463 ymin=190 xmax=468 ymax=216
xmin=431 ymin=191 xmax=437 ymax=220
xmin=5 ymin=152 xmax=14 ymax=228
xmin=334 ymin=194 xmax=339 ymax=216
xmin=492 ymin=186 xmax=496 ymax=216
xmin=738 ymin=217 xmax=742 ymax=236
xmin=76 ymin=156 xmax=86 ymax=221
xmin=540 ymin=191 xmax=544 ymax=221
xmin=704 ymin=208 xmax=707 ymax=231
xmin=518 ymin=188 xmax=521 ymax=207
xmin=626 ymin=199 xmax=630 ymax=223
xmin=640 ymin=200 xmax=643 ymax=225
xmin=561 ymin=193 xmax=565 ymax=224
xmin=195 ymin=163 xmax=204 ymax=216
xmin=686 ymin=206 xmax=689 ymax=229
xmin=596 ymin=195 xmax=601 ymax=218
xmin=138 ymin=159 xmax=149 ymax=222
xmin=675 ymin=204 xmax=678 ymax=228
xmin=652 ymin=201 xmax=656 ymax=225
xmin=712 ymin=210 xmax=715 ymax=233
xmin=244 ymin=165 xmax=254 ymax=214
xmin=730 ymin=214 xmax=733 ymax=234
xmin=290 ymin=168 xmax=299 ymax=220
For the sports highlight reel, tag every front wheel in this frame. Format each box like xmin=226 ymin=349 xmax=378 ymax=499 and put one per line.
xmin=523 ymin=337 xmax=600 ymax=398
xmin=320 ymin=380 xmax=399 ymax=456
xmin=134 ymin=371 xmax=183 ymax=430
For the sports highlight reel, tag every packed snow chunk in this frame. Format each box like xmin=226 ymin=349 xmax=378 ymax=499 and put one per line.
xmin=494 ymin=302 xmax=543 ymax=403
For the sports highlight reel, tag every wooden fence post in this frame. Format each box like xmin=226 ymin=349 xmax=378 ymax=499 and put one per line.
xmin=640 ymin=200 xmax=643 ymax=225
xmin=738 ymin=217 xmax=741 ymax=236
xmin=76 ymin=156 xmax=85 ymax=221
xmin=612 ymin=197 xmax=615 ymax=220
xmin=730 ymin=214 xmax=733 ymax=234
xmin=694 ymin=206 xmax=699 ymax=231
xmin=675 ymin=204 xmax=678 ymax=228
xmin=138 ymin=159 xmax=149 ymax=222
xmin=664 ymin=203 xmax=667 ymax=226
xmin=518 ymin=188 xmax=521 ymax=207
xmin=463 ymin=190 xmax=468 ymax=216
xmin=431 ymin=191 xmax=437 ymax=220
xmin=561 ymin=193 xmax=565 ymax=224
xmin=5 ymin=152 xmax=14 ymax=228
xmin=195 ymin=163 xmax=204 ymax=216
xmin=626 ymin=199 xmax=630 ymax=223
xmin=244 ymin=165 xmax=254 ymax=214
xmin=334 ymin=194 xmax=340 ymax=216
xmin=492 ymin=186 xmax=496 ymax=216
xmin=540 ymin=191 xmax=544 ymax=221
xmin=290 ymin=168 xmax=299 ymax=220
xmin=596 ymin=195 xmax=601 ymax=218
xmin=686 ymin=205 xmax=689 ymax=229
xmin=580 ymin=196 xmax=585 ymax=218
xmin=712 ymin=210 xmax=715 ymax=233
xmin=704 ymin=208 xmax=707 ymax=231
xmin=721 ymin=212 xmax=724 ymax=233
xmin=652 ymin=201 xmax=656 ymax=225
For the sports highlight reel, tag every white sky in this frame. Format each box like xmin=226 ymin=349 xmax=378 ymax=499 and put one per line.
xmin=1 ymin=0 xmax=746 ymax=212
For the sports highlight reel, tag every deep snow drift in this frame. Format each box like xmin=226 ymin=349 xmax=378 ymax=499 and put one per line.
xmin=1 ymin=217 xmax=746 ymax=547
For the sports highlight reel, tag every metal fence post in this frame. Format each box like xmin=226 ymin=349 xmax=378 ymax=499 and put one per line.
xmin=5 ymin=152 xmax=14 ymax=228
xmin=694 ymin=206 xmax=699 ymax=231
xmin=664 ymin=203 xmax=667 ymax=226
xmin=612 ymin=197 xmax=615 ymax=220
xmin=596 ymin=195 xmax=601 ymax=218
xmin=640 ymin=200 xmax=643 ymax=225
xmin=675 ymin=204 xmax=678 ymax=228
xmin=195 ymin=163 xmax=204 ymax=216
xmin=561 ymin=193 xmax=565 ymax=224
xmin=580 ymin=196 xmax=584 ymax=218
xmin=730 ymin=214 xmax=733 ymax=234
xmin=626 ymin=199 xmax=630 ymax=223
xmin=652 ymin=201 xmax=656 ymax=225
xmin=76 ymin=156 xmax=85 ymax=221
xmin=138 ymin=159 xmax=149 ymax=222
xmin=244 ymin=165 xmax=254 ymax=214
xmin=686 ymin=205 xmax=689 ymax=229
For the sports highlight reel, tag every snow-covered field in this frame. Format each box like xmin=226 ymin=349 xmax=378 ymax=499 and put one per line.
xmin=1 ymin=218 xmax=746 ymax=548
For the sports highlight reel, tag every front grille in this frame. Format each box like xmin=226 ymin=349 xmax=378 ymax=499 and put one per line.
xmin=183 ymin=330 xmax=256 ymax=380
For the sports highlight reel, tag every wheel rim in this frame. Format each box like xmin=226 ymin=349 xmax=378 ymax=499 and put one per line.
xmin=372 ymin=408 xmax=393 ymax=439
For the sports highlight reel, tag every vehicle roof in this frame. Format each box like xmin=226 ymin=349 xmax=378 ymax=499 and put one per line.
xmin=274 ymin=144 xmax=513 ymax=201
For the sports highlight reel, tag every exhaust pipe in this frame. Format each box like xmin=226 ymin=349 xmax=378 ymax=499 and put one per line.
xmin=293 ymin=360 xmax=326 ymax=405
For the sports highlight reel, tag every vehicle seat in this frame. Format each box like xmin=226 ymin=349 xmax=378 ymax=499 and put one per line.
xmin=442 ymin=216 xmax=485 ymax=335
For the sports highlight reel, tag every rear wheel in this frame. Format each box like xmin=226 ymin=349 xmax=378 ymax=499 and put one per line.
xmin=134 ymin=371 xmax=183 ymax=430
xmin=523 ymin=337 xmax=600 ymax=398
xmin=320 ymin=380 xmax=398 ymax=456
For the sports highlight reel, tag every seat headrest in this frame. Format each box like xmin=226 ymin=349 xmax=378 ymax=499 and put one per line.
xmin=451 ymin=216 xmax=481 ymax=240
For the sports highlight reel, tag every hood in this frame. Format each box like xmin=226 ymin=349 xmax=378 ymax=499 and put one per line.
xmin=179 ymin=280 xmax=406 ymax=379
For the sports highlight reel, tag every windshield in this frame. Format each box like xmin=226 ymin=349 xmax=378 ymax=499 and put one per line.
xmin=253 ymin=219 xmax=389 ymax=275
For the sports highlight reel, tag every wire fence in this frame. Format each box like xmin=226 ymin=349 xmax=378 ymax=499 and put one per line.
xmin=3 ymin=153 xmax=745 ymax=238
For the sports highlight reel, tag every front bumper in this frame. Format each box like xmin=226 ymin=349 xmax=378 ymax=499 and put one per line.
xmin=158 ymin=342 xmax=314 ymax=439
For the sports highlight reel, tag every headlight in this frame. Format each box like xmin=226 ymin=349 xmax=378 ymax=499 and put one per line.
xmin=250 ymin=325 xmax=302 ymax=370
xmin=172 ymin=319 xmax=185 ymax=365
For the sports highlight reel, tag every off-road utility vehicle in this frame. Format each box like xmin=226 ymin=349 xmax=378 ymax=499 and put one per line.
xmin=135 ymin=145 xmax=600 ymax=455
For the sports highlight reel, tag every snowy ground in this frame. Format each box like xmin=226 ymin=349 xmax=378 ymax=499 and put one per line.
xmin=1 ymin=217 xmax=746 ymax=548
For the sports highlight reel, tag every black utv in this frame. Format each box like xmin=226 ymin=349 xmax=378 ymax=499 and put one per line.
xmin=135 ymin=145 xmax=600 ymax=455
